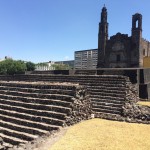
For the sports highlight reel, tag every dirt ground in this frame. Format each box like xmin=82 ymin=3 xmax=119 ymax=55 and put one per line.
xmin=32 ymin=128 xmax=68 ymax=150
xmin=33 ymin=118 xmax=150 ymax=150
xmin=138 ymin=101 xmax=150 ymax=107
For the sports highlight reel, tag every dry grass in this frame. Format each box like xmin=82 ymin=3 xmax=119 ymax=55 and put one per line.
xmin=49 ymin=119 xmax=150 ymax=150
xmin=138 ymin=101 xmax=150 ymax=107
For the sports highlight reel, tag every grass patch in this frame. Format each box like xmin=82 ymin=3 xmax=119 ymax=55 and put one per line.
xmin=138 ymin=101 xmax=150 ymax=107
xmin=50 ymin=119 xmax=150 ymax=150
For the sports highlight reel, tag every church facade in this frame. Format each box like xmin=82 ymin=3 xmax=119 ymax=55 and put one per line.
xmin=97 ymin=6 xmax=150 ymax=68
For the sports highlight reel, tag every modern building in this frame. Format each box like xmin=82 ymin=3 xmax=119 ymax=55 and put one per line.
xmin=35 ymin=60 xmax=74 ymax=70
xmin=74 ymin=49 xmax=98 ymax=69
xmin=35 ymin=61 xmax=55 ymax=71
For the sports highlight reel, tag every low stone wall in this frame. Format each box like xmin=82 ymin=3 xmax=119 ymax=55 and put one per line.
xmin=65 ymin=86 xmax=92 ymax=125
xmin=122 ymin=80 xmax=150 ymax=123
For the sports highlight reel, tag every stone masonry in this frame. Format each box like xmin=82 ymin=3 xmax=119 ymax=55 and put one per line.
xmin=97 ymin=6 xmax=150 ymax=68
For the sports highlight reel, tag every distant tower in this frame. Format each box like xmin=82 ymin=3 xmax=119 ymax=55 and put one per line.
xmin=131 ymin=13 xmax=143 ymax=67
xmin=97 ymin=5 xmax=108 ymax=68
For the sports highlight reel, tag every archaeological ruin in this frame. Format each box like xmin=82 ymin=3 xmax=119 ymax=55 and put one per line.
xmin=0 ymin=5 xmax=149 ymax=150
xmin=0 ymin=73 xmax=149 ymax=149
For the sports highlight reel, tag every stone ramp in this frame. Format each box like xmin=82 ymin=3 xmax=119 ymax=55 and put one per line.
xmin=0 ymin=81 xmax=91 ymax=149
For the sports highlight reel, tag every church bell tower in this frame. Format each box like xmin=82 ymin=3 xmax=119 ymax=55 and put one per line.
xmin=97 ymin=5 xmax=108 ymax=68
xmin=131 ymin=13 xmax=143 ymax=67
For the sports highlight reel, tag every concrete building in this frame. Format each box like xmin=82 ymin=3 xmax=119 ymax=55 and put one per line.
xmin=74 ymin=49 xmax=98 ymax=69
xmin=35 ymin=61 xmax=55 ymax=71
xmin=35 ymin=60 xmax=74 ymax=71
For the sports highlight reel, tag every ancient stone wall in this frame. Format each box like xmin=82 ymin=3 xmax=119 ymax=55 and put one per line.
xmin=142 ymin=39 xmax=150 ymax=57
xmin=0 ymin=81 xmax=92 ymax=149
xmin=123 ymin=79 xmax=150 ymax=123
xmin=0 ymin=74 xmax=149 ymax=149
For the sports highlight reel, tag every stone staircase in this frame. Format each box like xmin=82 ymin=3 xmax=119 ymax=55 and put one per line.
xmin=87 ymin=80 xmax=126 ymax=119
xmin=0 ymin=81 xmax=90 ymax=149
xmin=74 ymin=70 xmax=97 ymax=75
xmin=0 ymin=75 xmax=132 ymax=119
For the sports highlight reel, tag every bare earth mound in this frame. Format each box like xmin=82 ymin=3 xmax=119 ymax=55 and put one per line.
xmin=49 ymin=119 xmax=150 ymax=150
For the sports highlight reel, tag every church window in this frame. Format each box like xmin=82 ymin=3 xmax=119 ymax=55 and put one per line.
xmin=143 ymin=49 xmax=146 ymax=56
xmin=116 ymin=54 xmax=121 ymax=62
xmin=136 ymin=20 xmax=138 ymax=28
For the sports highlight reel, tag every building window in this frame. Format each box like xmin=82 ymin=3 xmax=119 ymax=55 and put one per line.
xmin=143 ymin=49 xmax=146 ymax=56
xmin=116 ymin=54 xmax=121 ymax=62
xmin=136 ymin=20 xmax=138 ymax=28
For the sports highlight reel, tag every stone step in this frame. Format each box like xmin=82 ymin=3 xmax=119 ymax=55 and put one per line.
xmin=0 ymin=94 xmax=74 ymax=107
xmin=0 ymin=108 xmax=65 ymax=126
xmin=0 ymin=100 xmax=71 ymax=120
xmin=89 ymin=90 xmax=126 ymax=95
xmin=0 ymin=94 xmax=72 ymax=110
xmin=94 ymin=112 xmax=123 ymax=121
xmin=0 ymin=90 xmax=74 ymax=102
xmin=0 ymin=81 xmax=77 ymax=91
xmin=2 ymin=142 xmax=13 ymax=149
xmin=0 ymin=132 xmax=28 ymax=146
xmin=92 ymin=107 xmax=122 ymax=115
xmin=92 ymin=104 xmax=122 ymax=112
xmin=0 ymin=113 xmax=60 ymax=131
xmin=92 ymin=101 xmax=123 ymax=108
xmin=87 ymin=86 xmax=126 ymax=91
xmin=91 ymin=98 xmax=125 ymax=105
xmin=0 ymin=119 xmax=48 ymax=136
xmin=0 ymin=126 xmax=38 ymax=142
xmin=40 ymin=75 xmax=126 ymax=80
xmin=89 ymin=92 xmax=125 ymax=97
xmin=79 ymin=80 xmax=125 ymax=84
xmin=0 ymin=86 xmax=75 ymax=96
xmin=90 ymin=95 xmax=125 ymax=101
xmin=86 ymin=83 xmax=125 ymax=87
xmin=0 ymin=74 xmax=127 ymax=81
xmin=7 ymin=76 xmax=126 ymax=84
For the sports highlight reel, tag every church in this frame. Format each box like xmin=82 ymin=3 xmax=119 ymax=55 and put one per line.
xmin=97 ymin=6 xmax=150 ymax=68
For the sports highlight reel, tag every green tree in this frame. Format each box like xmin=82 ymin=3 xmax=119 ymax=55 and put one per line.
xmin=52 ymin=64 xmax=71 ymax=70
xmin=0 ymin=59 xmax=27 ymax=75
xmin=26 ymin=61 xmax=35 ymax=71
xmin=36 ymin=62 xmax=48 ymax=67
xmin=0 ymin=61 xmax=7 ymax=75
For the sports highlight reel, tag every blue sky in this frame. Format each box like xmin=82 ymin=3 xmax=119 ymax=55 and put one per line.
xmin=0 ymin=0 xmax=149 ymax=63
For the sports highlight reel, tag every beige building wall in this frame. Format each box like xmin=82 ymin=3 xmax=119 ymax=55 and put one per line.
xmin=143 ymin=57 xmax=150 ymax=68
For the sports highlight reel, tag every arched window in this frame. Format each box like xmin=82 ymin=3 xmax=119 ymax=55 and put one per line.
xmin=116 ymin=54 xmax=121 ymax=62
xmin=136 ymin=20 xmax=138 ymax=28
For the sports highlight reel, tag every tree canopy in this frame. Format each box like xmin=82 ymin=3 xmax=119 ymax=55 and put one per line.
xmin=26 ymin=61 xmax=35 ymax=71
xmin=0 ymin=59 xmax=27 ymax=75
xmin=52 ymin=63 xmax=72 ymax=70
xmin=0 ymin=59 xmax=36 ymax=75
